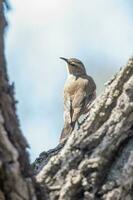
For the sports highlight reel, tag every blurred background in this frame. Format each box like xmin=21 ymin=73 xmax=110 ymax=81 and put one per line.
xmin=5 ymin=0 xmax=133 ymax=161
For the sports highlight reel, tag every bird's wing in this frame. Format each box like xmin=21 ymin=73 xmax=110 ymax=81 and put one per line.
xmin=86 ymin=75 xmax=96 ymax=95
xmin=72 ymin=88 xmax=87 ymax=122
xmin=85 ymin=75 xmax=96 ymax=109
xmin=63 ymin=92 xmax=72 ymax=124
xmin=60 ymin=92 xmax=75 ymax=143
xmin=72 ymin=76 xmax=96 ymax=122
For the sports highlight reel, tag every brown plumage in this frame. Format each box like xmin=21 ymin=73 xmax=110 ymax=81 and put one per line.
xmin=60 ymin=57 xmax=96 ymax=143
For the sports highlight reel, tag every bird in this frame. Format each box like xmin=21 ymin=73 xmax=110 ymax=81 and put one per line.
xmin=59 ymin=57 xmax=96 ymax=144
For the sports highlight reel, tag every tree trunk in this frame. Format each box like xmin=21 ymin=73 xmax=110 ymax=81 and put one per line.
xmin=1 ymin=1 xmax=133 ymax=199
xmin=35 ymin=57 xmax=133 ymax=200
xmin=0 ymin=1 xmax=39 ymax=199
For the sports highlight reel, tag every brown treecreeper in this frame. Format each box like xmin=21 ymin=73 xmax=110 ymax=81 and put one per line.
xmin=60 ymin=57 xmax=96 ymax=143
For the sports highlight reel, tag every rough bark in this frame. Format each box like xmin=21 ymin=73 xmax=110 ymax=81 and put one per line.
xmin=1 ymin=1 xmax=133 ymax=200
xmin=35 ymin=57 xmax=133 ymax=200
xmin=0 ymin=1 xmax=39 ymax=199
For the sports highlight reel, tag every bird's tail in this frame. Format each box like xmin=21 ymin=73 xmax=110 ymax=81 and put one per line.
xmin=60 ymin=122 xmax=75 ymax=144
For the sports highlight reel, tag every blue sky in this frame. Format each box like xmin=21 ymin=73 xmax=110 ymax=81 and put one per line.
xmin=5 ymin=0 xmax=133 ymax=161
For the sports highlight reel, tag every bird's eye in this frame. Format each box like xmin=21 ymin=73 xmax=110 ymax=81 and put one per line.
xmin=71 ymin=62 xmax=76 ymax=67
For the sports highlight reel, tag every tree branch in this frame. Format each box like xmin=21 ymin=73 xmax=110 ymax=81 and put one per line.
xmin=35 ymin=57 xmax=133 ymax=200
xmin=1 ymin=1 xmax=133 ymax=199
xmin=0 ymin=1 xmax=39 ymax=199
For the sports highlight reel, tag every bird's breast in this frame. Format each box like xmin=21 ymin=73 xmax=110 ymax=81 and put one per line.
xmin=64 ymin=75 xmax=86 ymax=96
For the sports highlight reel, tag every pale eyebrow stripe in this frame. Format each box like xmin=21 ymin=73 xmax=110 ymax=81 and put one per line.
xmin=71 ymin=59 xmax=81 ymax=64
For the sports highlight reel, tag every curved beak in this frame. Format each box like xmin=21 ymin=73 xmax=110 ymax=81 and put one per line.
xmin=60 ymin=57 xmax=69 ymax=63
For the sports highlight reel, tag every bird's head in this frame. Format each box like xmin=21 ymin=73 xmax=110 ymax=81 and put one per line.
xmin=60 ymin=57 xmax=86 ymax=75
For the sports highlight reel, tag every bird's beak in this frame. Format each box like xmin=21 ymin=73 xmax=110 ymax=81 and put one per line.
xmin=60 ymin=57 xmax=69 ymax=63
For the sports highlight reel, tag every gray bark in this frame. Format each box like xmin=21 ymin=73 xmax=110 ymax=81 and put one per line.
xmin=35 ymin=57 xmax=133 ymax=200
xmin=0 ymin=1 xmax=40 ymax=199
xmin=1 ymin=1 xmax=133 ymax=199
